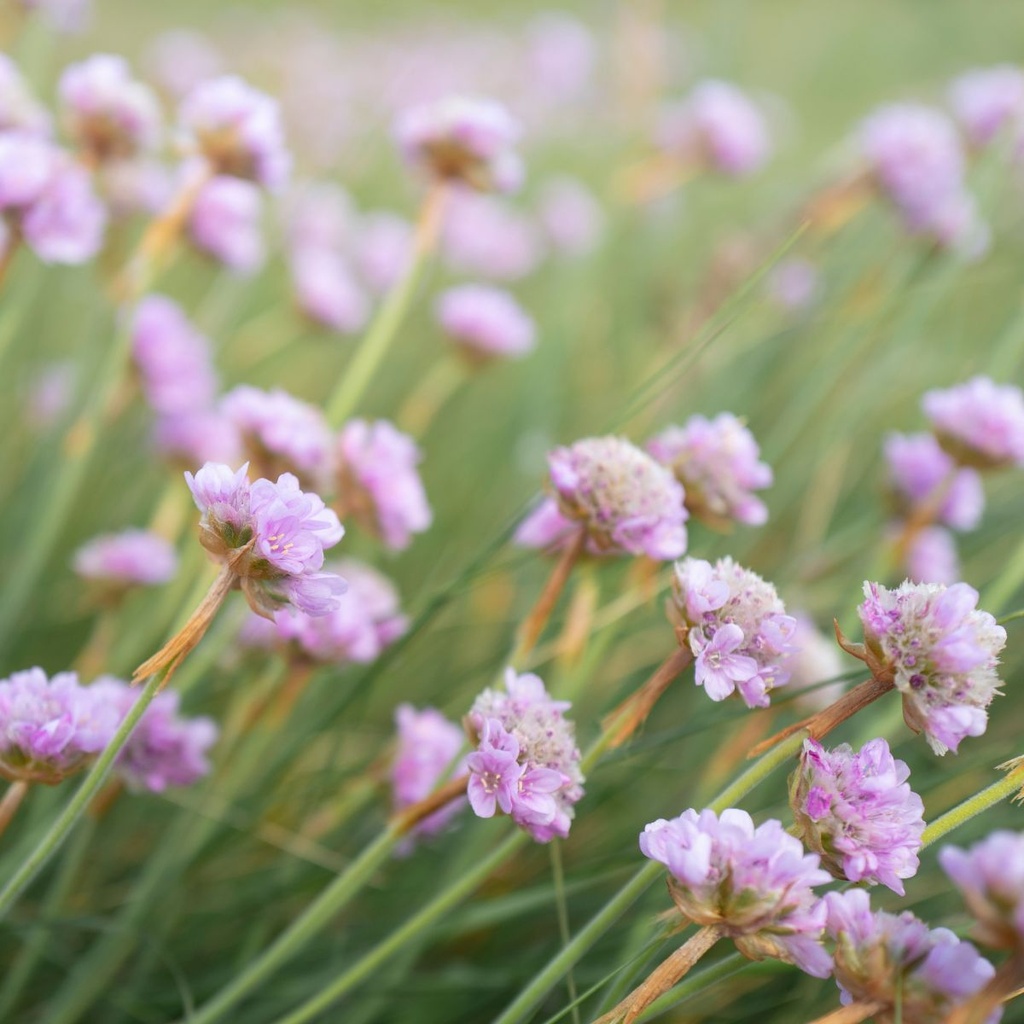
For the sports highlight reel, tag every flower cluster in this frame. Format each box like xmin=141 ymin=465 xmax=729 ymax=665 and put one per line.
xmin=825 ymin=889 xmax=996 ymax=1022
xmin=672 ymin=557 xmax=796 ymax=707
xmin=647 ymin=413 xmax=772 ymax=528
xmin=435 ymin=284 xmax=536 ymax=362
xmin=185 ymin=462 xmax=345 ymax=618
xmin=858 ymin=580 xmax=1005 ymax=754
xmin=790 ymin=738 xmax=925 ymax=894
xmin=640 ymin=808 xmax=832 ymax=977
xmin=516 ymin=436 xmax=688 ymax=560
xmin=189 ymin=175 xmax=265 ymax=273
xmin=465 ymin=669 xmax=583 ymax=842
xmin=949 ymin=65 xmax=1024 ymax=151
xmin=73 ymin=528 xmax=178 ymax=591
xmin=922 ymin=376 xmax=1024 ymax=469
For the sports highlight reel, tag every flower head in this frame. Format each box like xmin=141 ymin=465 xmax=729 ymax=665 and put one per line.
xmin=536 ymin=176 xmax=604 ymax=257
xmin=858 ymin=580 xmax=1005 ymax=754
xmin=825 ymin=889 xmax=997 ymax=1022
xmin=648 ymin=414 xmax=772 ymax=528
xmin=73 ymin=529 xmax=178 ymax=589
xmin=442 ymin=192 xmax=543 ymax=280
xmin=791 ymin=738 xmax=925 ymax=894
xmin=640 ymin=808 xmax=831 ymax=977
xmin=290 ymin=247 xmax=368 ymax=334
xmin=466 ymin=669 xmax=583 ymax=842
xmin=355 ymin=211 xmax=413 ymax=295
xmin=940 ymin=831 xmax=1024 ymax=952
xmin=949 ymin=65 xmax=1024 ymax=149
xmin=435 ymin=284 xmax=536 ymax=362
xmin=765 ymin=258 xmax=820 ymax=313
xmin=336 ymin=419 xmax=432 ymax=551
xmin=189 ymin=175 xmax=265 ymax=273
xmin=905 ymin=524 xmax=961 ymax=585
xmin=672 ymin=557 xmax=796 ymax=708
xmin=922 ymin=377 xmax=1024 ymax=469
xmin=394 ymin=94 xmax=522 ymax=194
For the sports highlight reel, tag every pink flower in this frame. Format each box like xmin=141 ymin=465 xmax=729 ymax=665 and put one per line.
xmin=435 ymin=283 xmax=535 ymax=361
xmin=922 ymin=376 xmax=1024 ymax=469
xmin=290 ymin=247 xmax=368 ymax=334
xmin=189 ymin=176 xmax=265 ymax=273
xmin=73 ymin=529 xmax=178 ymax=588
xmin=466 ymin=718 xmax=523 ymax=818
xmin=442 ymin=191 xmax=544 ymax=280
xmin=949 ymin=66 xmax=1024 ymax=149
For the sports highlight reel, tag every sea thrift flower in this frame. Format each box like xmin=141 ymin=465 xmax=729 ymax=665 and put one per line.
xmin=336 ymin=420 xmax=432 ymax=551
xmin=648 ymin=413 xmax=772 ymax=528
xmin=940 ymin=831 xmax=1024 ymax=951
xmin=394 ymin=94 xmax=523 ymax=193
xmin=466 ymin=669 xmax=584 ymax=842
xmin=100 ymin=158 xmax=172 ymax=217
xmin=949 ymin=66 xmax=1024 ymax=149
xmin=0 ymin=668 xmax=119 ymax=783
xmin=657 ymin=80 xmax=771 ymax=177
xmin=884 ymin=432 xmax=984 ymax=531
xmin=922 ymin=376 xmax=1024 ymax=469
xmin=58 ymin=54 xmax=162 ymax=162
xmin=784 ymin=613 xmax=846 ymax=712
xmin=858 ymin=580 xmax=1005 ymax=754
xmin=765 ymin=258 xmax=820 ymax=312
xmin=179 ymin=75 xmax=290 ymax=190
xmin=536 ymin=176 xmax=604 ymax=256
xmin=221 ymin=386 xmax=333 ymax=489
xmin=639 ymin=808 xmax=831 ymax=976
xmin=0 ymin=54 xmax=51 ymax=135
xmin=790 ymin=738 xmax=925 ymax=894
xmin=442 ymin=192 xmax=544 ymax=280
xmin=189 ymin=176 xmax=264 ymax=273
xmin=290 ymin=248 xmax=369 ymax=333
xmin=825 ymin=889 xmax=997 ymax=1022
xmin=905 ymin=524 xmax=961 ymax=585
xmin=154 ymin=409 xmax=241 ymax=467
xmin=273 ymin=559 xmax=407 ymax=664
xmin=355 ymin=211 xmax=412 ymax=294
xmin=185 ymin=462 xmax=345 ymax=618
xmin=517 ymin=436 xmax=688 ymax=560
xmin=73 ymin=529 xmax=178 ymax=589
xmin=435 ymin=284 xmax=536 ymax=361
xmin=672 ymin=557 xmax=796 ymax=708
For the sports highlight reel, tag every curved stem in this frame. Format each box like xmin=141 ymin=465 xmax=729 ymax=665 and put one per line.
xmin=806 ymin=1001 xmax=885 ymax=1024
xmin=921 ymin=760 xmax=1024 ymax=849
xmin=0 ymin=781 xmax=28 ymax=840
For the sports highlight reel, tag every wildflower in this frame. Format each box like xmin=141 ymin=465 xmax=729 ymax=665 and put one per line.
xmin=290 ymin=248 xmax=368 ymax=334
xmin=58 ymin=54 xmax=162 ymax=162
xmin=825 ymin=889 xmax=997 ymax=1022
xmin=640 ymin=808 xmax=832 ymax=976
xmin=336 ymin=420 xmax=432 ymax=551
xmin=442 ymin=191 xmax=543 ymax=280
xmin=517 ymin=436 xmax=688 ymax=560
xmin=949 ymin=65 xmax=1024 ymax=149
xmin=904 ymin=524 xmax=960 ymax=585
xmin=858 ymin=580 xmax=1005 ymax=754
xmin=393 ymin=94 xmax=523 ymax=194
xmin=0 ymin=668 xmax=119 ymax=784
xmin=73 ymin=529 xmax=178 ymax=589
xmin=657 ymin=80 xmax=771 ymax=177
xmin=647 ymin=413 xmax=772 ymax=528
xmin=536 ymin=176 xmax=604 ymax=257
xmin=922 ymin=376 xmax=1024 ymax=469
xmin=178 ymin=75 xmax=290 ymax=190
xmin=466 ymin=669 xmax=583 ymax=842
xmin=940 ymin=831 xmax=1024 ymax=951
xmin=765 ymin=257 xmax=820 ymax=312
xmin=435 ymin=284 xmax=536 ymax=362
xmin=189 ymin=175 xmax=265 ymax=273
xmin=153 ymin=409 xmax=241 ymax=468
xmin=672 ymin=557 xmax=796 ymax=707
xmin=355 ymin=211 xmax=412 ymax=295
xmin=790 ymin=737 xmax=925 ymax=894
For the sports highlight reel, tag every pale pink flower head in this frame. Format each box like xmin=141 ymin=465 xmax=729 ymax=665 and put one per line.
xmin=435 ymin=283 xmax=535 ymax=362
xmin=922 ymin=376 xmax=1024 ymax=469
xmin=858 ymin=580 xmax=1005 ymax=754
xmin=394 ymin=94 xmax=523 ymax=194
xmin=940 ymin=830 xmax=1024 ymax=951
xmin=58 ymin=54 xmax=162 ymax=162
xmin=0 ymin=132 xmax=53 ymax=210
xmin=355 ymin=211 xmax=413 ymax=295
xmin=640 ymin=808 xmax=831 ymax=977
xmin=189 ymin=175 xmax=265 ymax=274
xmin=19 ymin=155 xmax=106 ymax=264
xmin=178 ymin=75 xmax=290 ymax=191
xmin=442 ymin=192 xmax=544 ymax=280
xmin=825 ymin=889 xmax=998 ymax=1022
xmin=790 ymin=737 xmax=925 ymax=895
xmin=672 ymin=556 xmax=797 ymax=708
xmin=73 ymin=529 xmax=177 ymax=589
xmin=949 ymin=65 xmax=1024 ymax=149
xmin=904 ymin=525 xmax=960 ymax=586
xmin=466 ymin=668 xmax=583 ymax=842
xmin=336 ymin=419 xmax=432 ymax=551
xmin=0 ymin=53 xmax=51 ymax=135
xmin=537 ymin=176 xmax=604 ymax=257
xmin=782 ymin=613 xmax=846 ymax=712
xmin=290 ymin=247 xmax=369 ymax=334
xmin=648 ymin=413 xmax=772 ymax=528
xmin=153 ymin=409 xmax=242 ymax=468
xmin=765 ymin=257 xmax=820 ymax=312
xmin=658 ymin=80 xmax=771 ymax=177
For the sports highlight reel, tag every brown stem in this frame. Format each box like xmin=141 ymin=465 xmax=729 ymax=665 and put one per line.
xmin=806 ymin=1001 xmax=885 ymax=1024
xmin=512 ymin=528 xmax=587 ymax=666
xmin=601 ymin=646 xmax=694 ymax=749
xmin=391 ymin=774 xmax=469 ymax=835
xmin=0 ymin=781 xmax=28 ymax=839
xmin=0 ymin=230 xmax=20 ymax=294
xmin=132 ymin=565 xmax=236 ymax=687
xmin=593 ymin=924 xmax=724 ymax=1024
xmin=889 ymin=467 xmax=959 ymax=568
xmin=412 ymin=180 xmax=449 ymax=259
xmin=88 ymin=778 xmax=124 ymax=821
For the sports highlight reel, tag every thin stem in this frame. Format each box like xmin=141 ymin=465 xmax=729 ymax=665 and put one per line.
xmin=324 ymin=183 xmax=447 ymax=427
xmin=0 ymin=231 xmax=20 ymax=295
xmin=550 ymin=839 xmax=581 ymax=1024
xmin=806 ymin=1001 xmax=885 ymax=1024
xmin=0 ymin=781 xmax=28 ymax=840
xmin=921 ymin=761 xmax=1024 ymax=849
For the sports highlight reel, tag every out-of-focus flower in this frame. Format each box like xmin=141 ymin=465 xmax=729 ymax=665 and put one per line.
xmin=73 ymin=529 xmax=178 ymax=589
xmin=904 ymin=525 xmax=961 ymax=585
xmin=17 ymin=0 xmax=90 ymax=33
xmin=394 ymin=94 xmax=522 ymax=193
xmin=336 ymin=420 xmax=432 ymax=551
xmin=922 ymin=377 xmax=1024 ymax=469
xmin=0 ymin=54 xmax=52 ymax=135
xmin=442 ymin=192 xmax=544 ymax=280
xmin=355 ymin=211 xmax=412 ymax=295
xmin=949 ymin=66 xmax=1024 ymax=149
xmin=536 ymin=176 xmax=604 ymax=257
xmin=790 ymin=737 xmax=925 ymax=894
xmin=100 ymin=158 xmax=173 ymax=217
xmin=435 ymin=284 xmax=535 ymax=362
xmin=189 ymin=175 xmax=265 ymax=273
xmin=858 ymin=580 xmax=1005 ymax=754
xmin=765 ymin=257 xmax=820 ymax=312
xmin=153 ymin=409 xmax=241 ymax=467
xmin=783 ymin=613 xmax=846 ymax=712
xmin=290 ymin=247 xmax=369 ymax=334
xmin=466 ymin=669 xmax=583 ymax=842
xmin=825 ymin=889 xmax=997 ymax=1022
xmin=672 ymin=557 xmax=796 ymax=707
xmin=27 ymin=360 xmax=75 ymax=429
xmin=648 ymin=413 xmax=772 ymax=528
xmin=146 ymin=30 xmax=223 ymax=101
xmin=640 ymin=807 xmax=832 ymax=977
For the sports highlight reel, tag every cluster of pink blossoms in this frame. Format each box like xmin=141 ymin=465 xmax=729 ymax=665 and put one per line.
xmin=435 ymin=284 xmax=536 ymax=362
xmin=465 ymin=669 xmax=583 ymax=843
xmin=923 ymin=376 xmax=1024 ymax=470
xmin=948 ymin=65 xmax=1024 ymax=153
xmin=73 ymin=528 xmax=178 ymax=591
xmin=672 ymin=556 xmax=797 ymax=708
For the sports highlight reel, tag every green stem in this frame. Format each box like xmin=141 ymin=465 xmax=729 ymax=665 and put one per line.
xmin=983 ymin=535 xmax=1024 ymax=617
xmin=324 ymin=184 xmax=446 ymax=427
xmin=921 ymin=768 xmax=1023 ymax=849
xmin=0 ymin=669 xmax=164 ymax=918
xmin=550 ymin=839 xmax=581 ymax=1024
